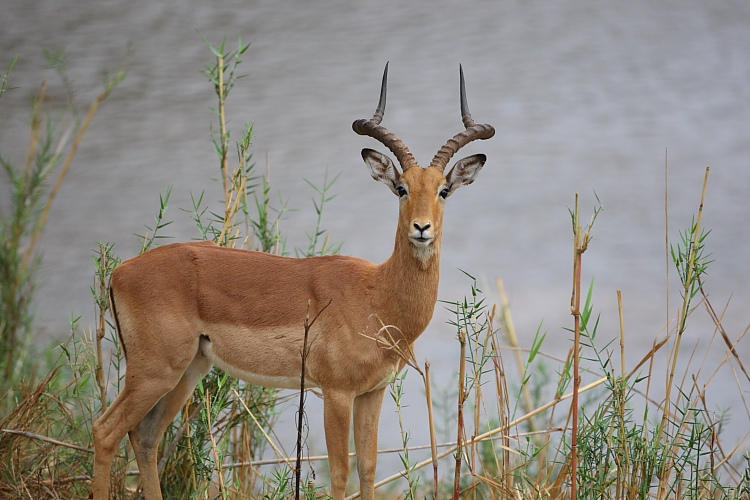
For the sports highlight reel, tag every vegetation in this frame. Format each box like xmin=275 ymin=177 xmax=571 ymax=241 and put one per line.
xmin=0 ymin=39 xmax=748 ymax=499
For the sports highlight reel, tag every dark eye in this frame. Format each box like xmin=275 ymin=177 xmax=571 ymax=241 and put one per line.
xmin=396 ymin=186 xmax=407 ymax=197
xmin=439 ymin=188 xmax=450 ymax=199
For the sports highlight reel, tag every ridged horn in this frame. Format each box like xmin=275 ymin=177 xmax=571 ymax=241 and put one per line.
xmin=352 ymin=63 xmax=419 ymax=171
xmin=428 ymin=65 xmax=495 ymax=172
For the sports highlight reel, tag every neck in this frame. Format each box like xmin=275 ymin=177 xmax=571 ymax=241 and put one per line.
xmin=376 ymin=232 xmax=442 ymax=345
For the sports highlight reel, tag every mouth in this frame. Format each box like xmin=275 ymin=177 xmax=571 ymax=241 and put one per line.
xmin=410 ymin=235 xmax=434 ymax=247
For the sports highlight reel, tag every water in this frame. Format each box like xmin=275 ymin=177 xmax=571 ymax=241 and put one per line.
xmin=2 ymin=0 xmax=749 ymax=476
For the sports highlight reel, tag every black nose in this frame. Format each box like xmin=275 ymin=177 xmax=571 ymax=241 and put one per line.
xmin=413 ymin=222 xmax=431 ymax=232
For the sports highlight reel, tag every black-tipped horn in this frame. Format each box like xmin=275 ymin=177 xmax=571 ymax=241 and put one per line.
xmin=371 ymin=61 xmax=388 ymax=125
xmin=460 ymin=65 xmax=475 ymax=128
xmin=429 ymin=65 xmax=495 ymax=172
xmin=352 ymin=63 xmax=418 ymax=171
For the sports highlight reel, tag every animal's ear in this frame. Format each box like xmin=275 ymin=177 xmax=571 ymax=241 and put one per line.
xmin=443 ymin=154 xmax=486 ymax=197
xmin=362 ymin=148 xmax=401 ymax=195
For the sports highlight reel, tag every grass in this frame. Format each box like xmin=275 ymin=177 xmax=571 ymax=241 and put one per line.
xmin=0 ymin=50 xmax=126 ymax=381
xmin=0 ymin=39 xmax=749 ymax=500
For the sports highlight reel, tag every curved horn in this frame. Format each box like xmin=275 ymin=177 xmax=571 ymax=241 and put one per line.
xmin=428 ymin=65 xmax=495 ymax=172
xmin=352 ymin=63 xmax=419 ymax=171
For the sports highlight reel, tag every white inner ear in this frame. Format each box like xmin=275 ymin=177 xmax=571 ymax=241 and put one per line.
xmin=362 ymin=149 xmax=401 ymax=195
xmin=445 ymin=154 xmax=486 ymax=195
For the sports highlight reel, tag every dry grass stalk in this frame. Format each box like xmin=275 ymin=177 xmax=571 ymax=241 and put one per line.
xmin=0 ymin=429 xmax=92 ymax=454
xmin=569 ymin=192 xmax=595 ymax=499
xmin=497 ymin=278 xmax=537 ymax=432
xmin=489 ymin=332 xmax=513 ymax=498
xmin=233 ymin=388 xmax=292 ymax=469
xmin=94 ymin=245 xmax=109 ymax=416
xmin=23 ymin=73 xmax=123 ymax=272
xmin=362 ymin=375 xmax=610 ymax=497
xmin=662 ymin=167 xmax=710 ymax=430
xmin=204 ymin=389 xmax=227 ymax=496
xmin=424 ymin=361 xmax=440 ymax=499
xmin=700 ymin=281 xmax=750 ymax=384
xmin=295 ymin=299 xmax=331 ymax=500
xmin=665 ymin=148 xmax=671 ymax=340
xmin=217 ymin=54 xmax=230 ymax=200
xmin=657 ymin=167 xmax=711 ymax=500
xmin=157 ymin=401 xmax=204 ymax=475
xmin=453 ymin=328 xmax=468 ymax=500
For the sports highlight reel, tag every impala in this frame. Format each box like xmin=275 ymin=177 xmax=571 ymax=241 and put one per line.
xmin=92 ymin=64 xmax=494 ymax=500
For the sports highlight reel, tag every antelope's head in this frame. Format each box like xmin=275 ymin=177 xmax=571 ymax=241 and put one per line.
xmin=353 ymin=64 xmax=495 ymax=265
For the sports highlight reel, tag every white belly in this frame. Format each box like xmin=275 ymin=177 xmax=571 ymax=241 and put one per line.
xmin=200 ymin=336 xmax=318 ymax=390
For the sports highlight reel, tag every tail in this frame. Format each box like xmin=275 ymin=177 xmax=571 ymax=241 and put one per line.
xmin=108 ymin=285 xmax=128 ymax=359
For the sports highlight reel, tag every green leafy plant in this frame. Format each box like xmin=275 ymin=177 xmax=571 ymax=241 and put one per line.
xmin=0 ymin=50 xmax=126 ymax=383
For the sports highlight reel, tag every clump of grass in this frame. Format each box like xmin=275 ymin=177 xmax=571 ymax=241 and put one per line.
xmin=0 ymin=51 xmax=126 ymax=383
xmin=0 ymin=36 xmax=343 ymax=499
xmin=0 ymin=50 xmax=127 ymax=498
xmin=349 ymin=172 xmax=748 ymax=500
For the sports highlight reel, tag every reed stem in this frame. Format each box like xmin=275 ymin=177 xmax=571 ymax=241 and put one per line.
xmin=453 ymin=329 xmax=467 ymax=500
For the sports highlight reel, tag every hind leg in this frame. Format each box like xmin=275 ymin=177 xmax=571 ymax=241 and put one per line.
xmin=93 ymin=374 xmax=181 ymax=499
xmin=92 ymin=332 xmax=204 ymax=500
xmin=129 ymin=353 xmax=212 ymax=500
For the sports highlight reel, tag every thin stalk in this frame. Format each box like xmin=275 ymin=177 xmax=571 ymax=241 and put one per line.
xmin=24 ymin=84 xmax=114 ymax=270
xmin=234 ymin=388 xmax=293 ymax=467
xmin=226 ymin=429 xmax=552 ymax=469
xmin=295 ymin=302 xmax=311 ymax=500
xmin=392 ymin=371 xmax=417 ymax=500
xmin=218 ymin=168 xmax=248 ymax=246
xmin=205 ymin=390 xmax=227 ymax=497
xmin=424 ymin=361 xmax=439 ymax=500
xmin=469 ymin=310 xmax=494 ymax=499
xmin=95 ymin=244 xmax=108 ymax=416
xmin=659 ymin=167 xmax=710 ymax=442
xmin=700 ymin=282 xmax=750 ymax=383
xmin=665 ymin=149 xmax=670 ymax=344
xmin=218 ymin=55 xmax=230 ymax=202
xmin=616 ymin=290 xmax=631 ymax=496
xmin=497 ymin=278 xmax=537 ymax=431
xmin=471 ymin=390 xmax=479 ymax=500
xmin=568 ymin=192 xmax=598 ymax=499
xmin=0 ymin=54 xmax=19 ymax=99
xmin=570 ymin=194 xmax=583 ymax=500
xmin=23 ymin=81 xmax=47 ymax=188
xmin=295 ymin=299 xmax=332 ymax=499
xmin=618 ymin=290 xmax=626 ymax=378
xmin=453 ymin=328 xmax=467 ymax=500
xmin=158 ymin=402 xmax=205 ymax=475
xmin=490 ymin=333 xmax=512 ymax=495
xmin=0 ymin=428 xmax=93 ymax=454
